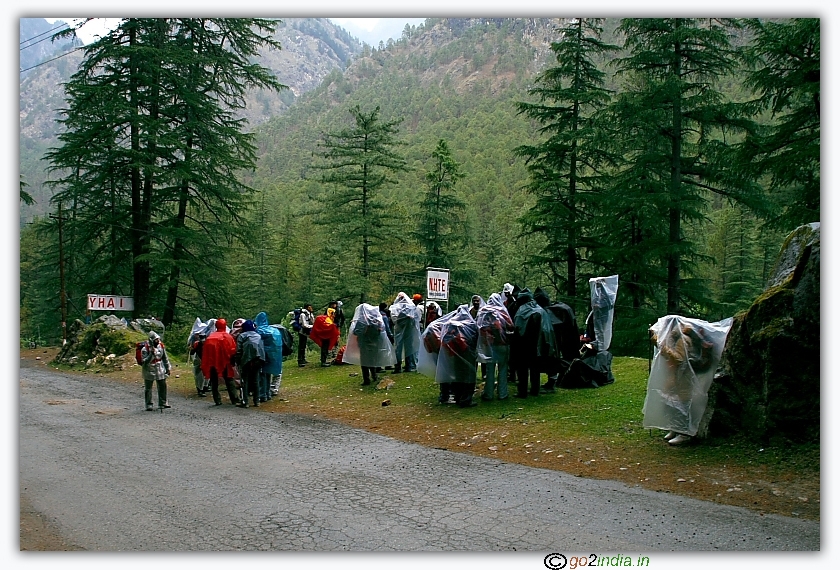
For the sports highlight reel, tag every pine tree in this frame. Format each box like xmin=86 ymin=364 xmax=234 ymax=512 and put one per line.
xmin=515 ymin=18 xmax=619 ymax=300
xmin=602 ymin=18 xmax=750 ymax=314
xmin=740 ymin=18 xmax=820 ymax=230
xmin=415 ymin=139 xmax=466 ymax=268
xmin=45 ymin=18 xmax=284 ymax=325
xmin=314 ymin=105 xmax=408 ymax=304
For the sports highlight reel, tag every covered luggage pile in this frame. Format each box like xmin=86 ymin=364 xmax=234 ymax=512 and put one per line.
xmin=343 ymin=303 xmax=397 ymax=369
xmin=642 ymin=315 xmax=732 ymax=437
xmin=559 ymin=275 xmax=618 ymax=389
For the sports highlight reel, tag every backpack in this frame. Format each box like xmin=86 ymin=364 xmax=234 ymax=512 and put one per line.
xmin=276 ymin=325 xmax=294 ymax=358
xmin=135 ymin=342 xmax=147 ymax=365
xmin=292 ymin=308 xmax=303 ymax=332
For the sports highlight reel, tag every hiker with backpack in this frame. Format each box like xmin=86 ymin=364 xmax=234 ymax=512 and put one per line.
xmin=235 ymin=320 xmax=265 ymax=408
xmin=476 ymin=293 xmax=514 ymax=401
xmin=140 ymin=331 xmax=171 ymax=411
xmin=255 ymin=312 xmax=283 ymax=402
xmin=201 ymin=319 xmax=241 ymax=407
xmin=295 ymin=304 xmax=315 ymax=367
xmin=310 ymin=307 xmax=341 ymax=367
xmin=390 ymin=292 xmax=422 ymax=374
xmin=342 ymin=303 xmax=397 ymax=385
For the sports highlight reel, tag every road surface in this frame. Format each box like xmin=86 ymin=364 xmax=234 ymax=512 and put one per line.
xmin=19 ymin=360 xmax=819 ymax=552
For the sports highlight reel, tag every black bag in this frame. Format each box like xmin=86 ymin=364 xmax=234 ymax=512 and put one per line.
xmin=560 ymin=350 xmax=615 ymax=389
xmin=271 ymin=325 xmax=294 ymax=358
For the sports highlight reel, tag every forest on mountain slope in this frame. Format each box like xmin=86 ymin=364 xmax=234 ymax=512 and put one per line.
xmin=20 ymin=18 xmax=818 ymax=357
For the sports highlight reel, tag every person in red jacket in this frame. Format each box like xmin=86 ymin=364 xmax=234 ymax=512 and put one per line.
xmin=310 ymin=308 xmax=341 ymax=367
xmin=200 ymin=318 xmax=241 ymax=406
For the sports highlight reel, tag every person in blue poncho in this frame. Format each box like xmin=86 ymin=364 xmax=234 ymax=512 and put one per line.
xmin=255 ymin=312 xmax=283 ymax=402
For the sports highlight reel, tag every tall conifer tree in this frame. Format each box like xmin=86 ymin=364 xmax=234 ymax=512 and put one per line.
xmin=515 ymin=18 xmax=618 ymax=300
xmin=46 ymin=18 xmax=284 ymax=324
xmin=315 ymin=105 xmax=407 ymax=304
xmin=602 ymin=18 xmax=749 ymax=314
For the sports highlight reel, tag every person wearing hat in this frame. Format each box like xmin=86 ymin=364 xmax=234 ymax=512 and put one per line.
xmin=201 ymin=319 xmax=241 ymax=406
xmin=140 ymin=331 xmax=171 ymax=411
xmin=235 ymin=319 xmax=266 ymax=407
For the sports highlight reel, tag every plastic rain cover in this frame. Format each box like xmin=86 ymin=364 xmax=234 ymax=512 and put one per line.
xmin=433 ymin=305 xmax=479 ymax=384
xmin=188 ymin=317 xmax=216 ymax=347
xmin=476 ymin=293 xmax=513 ymax=364
xmin=642 ymin=315 xmax=733 ymax=436
xmin=342 ymin=304 xmax=397 ymax=368
xmin=255 ymin=312 xmax=283 ymax=375
xmin=418 ymin=309 xmax=456 ymax=379
xmin=390 ymin=292 xmax=421 ymax=355
xmin=589 ymin=275 xmax=619 ymax=351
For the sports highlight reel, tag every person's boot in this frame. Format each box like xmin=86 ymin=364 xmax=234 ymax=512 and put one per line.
xmin=668 ymin=433 xmax=691 ymax=446
xmin=393 ymin=362 xmax=402 ymax=374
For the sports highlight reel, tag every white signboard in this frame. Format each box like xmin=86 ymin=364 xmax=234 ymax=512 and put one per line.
xmin=87 ymin=294 xmax=135 ymax=312
xmin=426 ymin=268 xmax=450 ymax=301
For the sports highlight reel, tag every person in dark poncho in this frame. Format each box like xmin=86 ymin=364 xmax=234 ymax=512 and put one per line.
xmin=512 ymin=288 xmax=557 ymax=398
xmin=235 ymin=319 xmax=265 ymax=408
xmin=532 ymin=288 xmax=580 ymax=394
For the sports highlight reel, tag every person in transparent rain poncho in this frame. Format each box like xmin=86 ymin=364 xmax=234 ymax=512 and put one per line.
xmin=188 ymin=317 xmax=216 ymax=397
xmin=423 ymin=305 xmax=481 ymax=408
xmin=390 ymin=292 xmax=422 ymax=374
xmin=342 ymin=303 xmax=397 ymax=385
xmin=418 ymin=308 xmax=455 ymax=403
xmin=643 ymin=315 xmax=732 ymax=446
xmin=476 ymin=293 xmax=514 ymax=401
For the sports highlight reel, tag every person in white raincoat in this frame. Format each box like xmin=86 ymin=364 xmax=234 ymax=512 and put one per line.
xmin=477 ymin=293 xmax=514 ymax=401
xmin=643 ymin=315 xmax=732 ymax=445
xmin=418 ymin=308 xmax=457 ymax=403
xmin=390 ymin=292 xmax=422 ymax=374
xmin=343 ymin=303 xmax=397 ymax=385
xmin=188 ymin=317 xmax=215 ymax=397
xmin=438 ymin=305 xmax=480 ymax=408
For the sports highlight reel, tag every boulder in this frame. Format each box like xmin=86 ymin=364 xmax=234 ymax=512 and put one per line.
xmin=54 ymin=315 xmax=150 ymax=365
xmin=708 ymin=222 xmax=820 ymax=443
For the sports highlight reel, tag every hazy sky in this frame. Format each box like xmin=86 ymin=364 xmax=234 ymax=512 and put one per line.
xmin=44 ymin=17 xmax=429 ymax=47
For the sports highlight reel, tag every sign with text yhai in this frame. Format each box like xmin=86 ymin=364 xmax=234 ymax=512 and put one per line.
xmin=426 ymin=268 xmax=450 ymax=301
xmin=87 ymin=295 xmax=134 ymax=312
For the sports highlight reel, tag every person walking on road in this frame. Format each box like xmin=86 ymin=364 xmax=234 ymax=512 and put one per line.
xmin=141 ymin=331 xmax=171 ymax=411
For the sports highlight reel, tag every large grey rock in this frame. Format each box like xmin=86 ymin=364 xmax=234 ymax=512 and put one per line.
xmin=708 ymin=223 xmax=820 ymax=443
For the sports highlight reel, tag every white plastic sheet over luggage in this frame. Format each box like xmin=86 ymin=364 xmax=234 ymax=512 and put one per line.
xmin=589 ymin=275 xmax=618 ymax=351
xmin=642 ymin=315 xmax=733 ymax=436
xmin=342 ymin=304 xmax=397 ymax=368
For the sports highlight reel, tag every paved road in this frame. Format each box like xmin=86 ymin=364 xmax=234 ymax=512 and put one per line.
xmin=19 ymin=361 xmax=819 ymax=552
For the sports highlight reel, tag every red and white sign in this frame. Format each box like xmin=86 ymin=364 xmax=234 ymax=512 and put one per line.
xmin=87 ymin=295 xmax=134 ymax=312
xmin=426 ymin=269 xmax=450 ymax=301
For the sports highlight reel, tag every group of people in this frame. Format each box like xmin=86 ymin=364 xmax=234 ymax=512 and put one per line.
xmin=415 ymin=284 xmax=587 ymax=407
xmin=138 ymin=281 xmax=607 ymax=412
xmin=186 ymin=312 xmax=285 ymax=408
